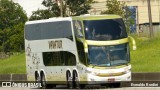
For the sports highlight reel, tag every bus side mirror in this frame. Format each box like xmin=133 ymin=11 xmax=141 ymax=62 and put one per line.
xmin=128 ymin=36 xmax=136 ymax=50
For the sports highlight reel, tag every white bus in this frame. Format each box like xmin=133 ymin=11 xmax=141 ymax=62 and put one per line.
xmin=25 ymin=15 xmax=136 ymax=89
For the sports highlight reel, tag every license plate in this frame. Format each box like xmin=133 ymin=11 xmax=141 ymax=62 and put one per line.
xmin=108 ymin=78 xmax=115 ymax=82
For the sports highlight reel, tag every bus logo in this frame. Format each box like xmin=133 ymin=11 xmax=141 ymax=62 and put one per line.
xmin=48 ymin=40 xmax=62 ymax=49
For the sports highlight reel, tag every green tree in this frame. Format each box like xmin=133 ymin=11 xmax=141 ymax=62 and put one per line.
xmin=101 ymin=0 xmax=126 ymax=17
xmin=0 ymin=0 xmax=27 ymax=52
xmin=9 ymin=23 xmax=25 ymax=52
xmin=101 ymin=0 xmax=133 ymax=33
xmin=29 ymin=0 xmax=60 ymax=20
xmin=29 ymin=0 xmax=93 ymax=21
xmin=29 ymin=9 xmax=56 ymax=20
xmin=65 ymin=0 xmax=93 ymax=16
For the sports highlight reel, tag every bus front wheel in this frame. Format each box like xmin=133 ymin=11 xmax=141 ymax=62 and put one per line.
xmin=102 ymin=83 xmax=121 ymax=88
xmin=112 ymin=82 xmax=121 ymax=88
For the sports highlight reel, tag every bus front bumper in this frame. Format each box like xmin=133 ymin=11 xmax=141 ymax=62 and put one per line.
xmin=86 ymin=72 xmax=131 ymax=84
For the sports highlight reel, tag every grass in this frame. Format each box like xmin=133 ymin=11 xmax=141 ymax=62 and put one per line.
xmin=0 ymin=53 xmax=26 ymax=74
xmin=130 ymin=35 xmax=160 ymax=72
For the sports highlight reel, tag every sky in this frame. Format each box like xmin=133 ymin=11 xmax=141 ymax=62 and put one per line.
xmin=13 ymin=0 xmax=46 ymax=17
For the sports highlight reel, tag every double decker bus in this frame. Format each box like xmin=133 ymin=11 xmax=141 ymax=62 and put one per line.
xmin=25 ymin=15 xmax=136 ymax=89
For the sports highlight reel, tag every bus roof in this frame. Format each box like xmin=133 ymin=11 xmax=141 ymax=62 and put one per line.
xmin=25 ymin=17 xmax=72 ymax=25
xmin=25 ymin=15 xmax=122 ymax=25
xmin=72 ymin=14 xmax=122 ymax=20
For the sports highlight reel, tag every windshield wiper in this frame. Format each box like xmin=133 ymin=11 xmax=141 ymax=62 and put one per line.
xmin=113 ymin=62 xmax=128 ymax=66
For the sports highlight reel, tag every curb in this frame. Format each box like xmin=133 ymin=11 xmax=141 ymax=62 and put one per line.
xmin=0 ymin=74 xmax=27 ymax=81
xmin=0 ymin=73 xmax=160 ymax=81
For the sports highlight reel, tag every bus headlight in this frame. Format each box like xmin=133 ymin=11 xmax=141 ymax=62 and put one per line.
xmin=124 ymin=68 xmax=131 ymax=74
xmin=85 ymin=68 xmax=98 ymax=75
xmin=85 ymin=69 xmax=92 ymax=73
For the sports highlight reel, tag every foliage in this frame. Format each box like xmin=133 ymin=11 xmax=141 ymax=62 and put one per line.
xmin=29 ymin=9 xmax=56 ymax=20
xmin=29 ymin=0 xmax=60 ymax=20
xmin=9 ymin=23 xmax=25 ymax=52
xmin=101 ymin=0 xmax=134 ymax=33
xmin=101 ymin=0 xmax=126 ymax=17
xmin=0 ymin=0 xmax=27 ymax=29
xmin=29 ymin=0 xmax=93 ymax=20
xmin=130 ymin=35 xmax=160 ymax=72
xmin=65 ymin=0 xmax=93 ymax=16
xmin=0 ymin=53 xmax=26 ymax=74
xmin=0 ymin=0 xmax=27 ymax=52
xmin=42 ymin=0 xmax=60 ymax=16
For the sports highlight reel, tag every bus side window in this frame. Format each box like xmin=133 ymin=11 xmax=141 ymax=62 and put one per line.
xmin=62 ymin=21 xmax=73 ymax=40
xmin=43 ymin=51 xmax=76 ymax=66
xmin=76 ymin=40 xmax=86 ymax=65
xmin=63 ymin=51 xmax=76 ymax=66
xmin=73 ymin=20 xmax=83 ymax=38
xmin=43 ymin=52 xmax=64 ymax=66
xmin=25 ymin=21 xmax=72 ymax=41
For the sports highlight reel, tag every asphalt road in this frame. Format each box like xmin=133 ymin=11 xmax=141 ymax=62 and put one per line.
xmin=1 ymin=87 xmax=160 ymax=90
xmin=1 ymin=84 xmax=160 ymax=90
xmin=1 ymin=81 xmax=160 ymax=90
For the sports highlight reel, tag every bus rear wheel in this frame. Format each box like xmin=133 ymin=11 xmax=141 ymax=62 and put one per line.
xmin=35 ymin=73 xmax=40 ymax=83
xmin=35 ymin=73 xmax=41 ymax=88
xmin=66 ymin=71 xmax=73 ymax=89
xmin=72 ymin=71 xmax=85 ymax=89
xmin=73 ymin=71 xmax=79 ymax=89
xmin=41 ymin=74 xmax=47 ymax=89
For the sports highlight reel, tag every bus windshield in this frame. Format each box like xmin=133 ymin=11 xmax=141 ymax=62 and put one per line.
xmin=83 ymin=18 xmax=127 ymax=40
xmin=87 ymin=43 xmax=129 ymax=67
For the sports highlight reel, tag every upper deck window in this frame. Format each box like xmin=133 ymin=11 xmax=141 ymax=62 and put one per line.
xmin=83 ymin=18 xmax=127 ymax=41
xmin=25 ymin=21 xmax=72 ymax=40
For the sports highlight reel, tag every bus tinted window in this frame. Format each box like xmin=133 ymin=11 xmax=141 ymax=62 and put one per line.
xmin=88 ymin=43 xmax=129 ymax=67
xmin=43 ymin=52 xmax=62 ymax=66
xmin=25 ymin=24 xmax=41 ymax=40
xmin=76 ymin=40 xmax=86 ymax=65
xmin=83 ymin=18 xmax=127 ymax=41
xmin=25 ymin=21 xmax=72 ymax=40
xmin=43 ymin=51 xmax=76 ymax=66
xmin=73 ymin=20 xmax=83 ymax=38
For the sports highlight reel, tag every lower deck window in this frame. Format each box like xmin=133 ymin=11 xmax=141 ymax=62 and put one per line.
xmin=43 ymin=51 xmax=76 ymax=66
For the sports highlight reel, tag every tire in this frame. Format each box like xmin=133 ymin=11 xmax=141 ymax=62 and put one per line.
xmin=47 ymin=84 xmax=56 ymax=89
xmin=66 ymin=71 xmax=73 ymax=89
xmin=35 ymin=73 xmax=40 ymax=83
xmin=102 ymin=83 xmax=121 ymax=88
xmin=72 ymin=71 xmax=80 ymax=89
xmin=35 ymin=73 xmax=41 ymax=88
xmin=112 ymin=83 xmax=121 ymax=88
xmin=41 ymin=74 xmax=47 ymax=89
xmin=79 ymin=84 xmax=86 ymax=89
